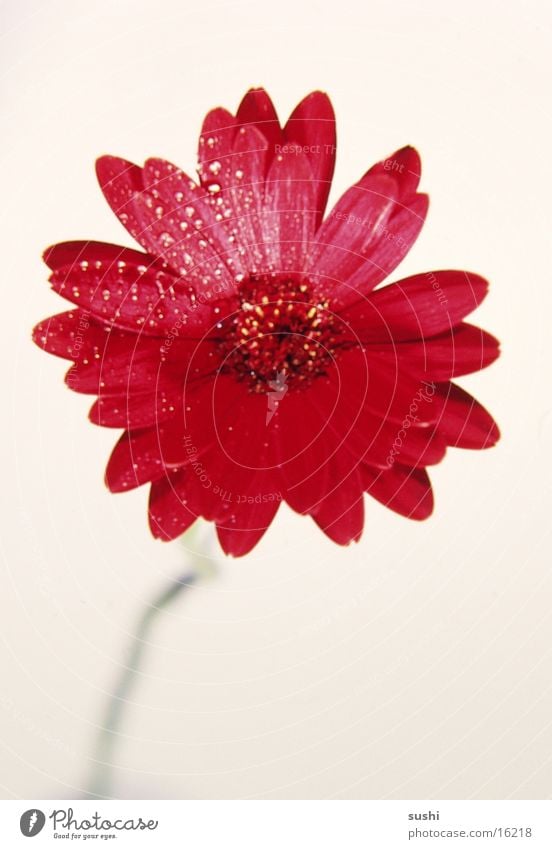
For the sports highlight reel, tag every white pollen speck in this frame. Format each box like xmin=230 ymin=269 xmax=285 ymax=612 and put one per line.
xmin=160 ymin=232 xmax=174 ymax=247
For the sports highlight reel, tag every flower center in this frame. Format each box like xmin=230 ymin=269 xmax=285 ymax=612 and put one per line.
xmin=220 ymin=275 xmax=338 ymax=392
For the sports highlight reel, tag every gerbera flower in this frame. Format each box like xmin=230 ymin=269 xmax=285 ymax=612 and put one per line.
xmin=33 ymin=88 xmax=500 ymax=556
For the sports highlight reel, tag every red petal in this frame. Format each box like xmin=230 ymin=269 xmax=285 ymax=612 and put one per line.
xmin=33 ymin=310 xmax=220 ymax=429
xmin=74 ymin=336 xmax=215 ymax=395
xmin=337 ymin=348 xmax=440 ymax=425
xmin=158 ymin=375 xmax=252 ymax=469
xmin=91 ymin=350 xmax=216 ymax=432
xmin=44 ymin=240 xmax=159 ymax=272
xmin=97 ymin=158 xmax=236 ymax=289
xmin=199 ymin=124 xmax=274 ymax=273
xmin=277 ymin=395 xmax=335 ymax=514
xmin=32 ymin=310 xmax=111 ymax=360
xmin=434 ymin=383 xmax=500 ymax=449
xmin=366 ymin=146 xmax=422 ymax=199
xmin=308 ymin=357 xmax=446 ymax=469
xmin=142 ymin=158 xmax=243 ymax=278
xmin=215 ymin=476 xmax=281 ymax=557
xmin=197 ymin=107 xmax=236 ymax=185
xmin=149 ymin=452 xmax=281 ymax=551
xmin=352 ymin=414 xmax=446 ymax=469
xmin=263 ymin=149 xmax=316 ymax=270
xmin=147 ymin=460 xmax=230 ymax=535
xmin=49 ymin=255 xmax=222 ymax=336
xmin=148 ymin=471 xmax=198 ymax=541
xmin=105 ymin=428 xmax=166 ymax=492
xmin=340 ymin=193 xmax=429 ymax=302
xmin=284 ymin=91 xmax=336 ymax=225
xmin=311 ymin=467 xmax=364 ymax=545
xmin=309 ymin=174 xmax=398 ymax=285
xmin=95 ymin=156 xmax=146 ymax=244
xmin=341 ymin=270 xmax=489 ymax=341
xmin=211 ymin=378 xmax=280 ymax=469
xmin=236 ymin=88 xmax=283 ymax=150
xmin=104 ymin=410 xmax=215 ymax=492
xmin=129 ymin=189 xmax=236 ymax=288
xmin=362 ymin=464 xmax=434 ymax=519
xmin=367 ymin=323 xmax=500 ymax=380
xmin=90 ymin=390 xmax=174 ymax=429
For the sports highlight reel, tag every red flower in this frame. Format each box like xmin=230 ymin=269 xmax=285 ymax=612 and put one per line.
xmin=33 ymin=89 xmax=500 ymax=556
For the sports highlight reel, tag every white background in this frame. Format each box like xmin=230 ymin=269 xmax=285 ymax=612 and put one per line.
xmin=1 ymin=0 xmax=551 ymax=799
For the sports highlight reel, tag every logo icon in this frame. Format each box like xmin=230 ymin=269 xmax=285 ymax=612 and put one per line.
xmin=20 ymin=809 xmax=46 ymax=837
xmin=266 ymin=370 xmax=288 ymax=425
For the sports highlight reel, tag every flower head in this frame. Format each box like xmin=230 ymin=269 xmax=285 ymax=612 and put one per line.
xmin=33 ymin=88 xmax=500 ymax=556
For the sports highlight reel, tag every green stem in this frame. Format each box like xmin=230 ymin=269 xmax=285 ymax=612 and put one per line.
xmin=85 ymin=525 xmax=214 ymax=799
